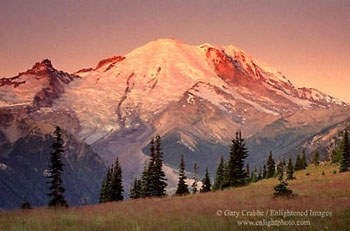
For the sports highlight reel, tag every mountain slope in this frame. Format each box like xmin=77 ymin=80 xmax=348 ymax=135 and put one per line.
xmin=0 ymin=109 xmax=105 ymax=209
xmin=0 ymin=38 xmax=349 ymax=194
xmin=2 ymin=163 xmax=350 ymax=231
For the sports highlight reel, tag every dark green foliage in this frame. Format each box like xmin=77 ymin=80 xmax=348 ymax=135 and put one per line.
xmin=140 ymin=164 xmax=150 ymax=198
xmin=99 ymin=160 xmax=124 ymax=203
xmin=273 ymin=169 xmax=294 ymax=198
xmin=175 ymin=155 xmax=189 ymax=195
xmin=104 ymin=167 xmax=113 ymax=201
xmin=266 ymin=151 xmax=275 ymax=178
xmin=313 ymin=150 xmax=320 ymax=166
xmin=201 ymin=167 xmax=211 ymax=193
xmin=223 ymin=130 xmax=248 ymax=188
xmin=110 ymin=158 xmax=124 ymax=201
xmin=20 ymin=197 xmax=32 ymax=210
xmin=47 ymin=127 xmax=68 ymax=208
xmin=130 ymin=178 xmax=142 ymax=199
xmin=250 ymin=167 xmax=258 ymax=183
xmin=213 ymin=156 xmax=225 ymax=191
xmin=153 ymin=136 xmax=168 ymax=196
xmin=191 ymin=163 xmax=199 ymax=193
xmin=331 ymin=143 xmax=343 ymax=164
xmin=262 ymin=165 xmax=267 ymax=179
xmin=276 ymin=161 xmax=284 ymax=179
xmin=286 ymin=155 xmax=295 ymax=180
xmin=340 ymin=129 xmax=350 ymax=172
xmin=99 ymin=176 xmax=108 ymax=203
xmin=258 ymin=167 xmax=262 ymax=180
xmin=294 ymin=153 xmax=302 ymax=171
xmin=301 ymin=149 xmax=308 ymax=169
xmin=141 ymin=136 xmax=168 ymax=197
xmin=246 ymin=163 xmax=250 ymax=180
xmin=273 ymin=180 xmax=294 ymax=198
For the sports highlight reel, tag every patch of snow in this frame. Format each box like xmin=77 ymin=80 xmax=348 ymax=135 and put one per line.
xmin=0 ymin=163 xmax=7 ymax=170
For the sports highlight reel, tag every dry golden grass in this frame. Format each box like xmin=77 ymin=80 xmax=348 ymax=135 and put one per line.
xmin=1 ymin=163 xmax=349 ymax=231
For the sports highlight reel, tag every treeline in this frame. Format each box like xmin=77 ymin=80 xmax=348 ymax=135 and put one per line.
xmin=331 ymin=129 xmax=350 ymax=172
xmin=20 ymin=127 xmax=350 ymax=208
xmin=98 ymin=128 xmax=350 ymax=202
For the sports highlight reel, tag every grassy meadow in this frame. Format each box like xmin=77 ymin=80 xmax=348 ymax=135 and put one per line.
xmin=1 ymin=163 xmax=350 ymax=231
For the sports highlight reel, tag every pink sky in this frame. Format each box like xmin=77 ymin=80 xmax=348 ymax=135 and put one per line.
xmin=1 ymin=0 xmax=349 ymax=101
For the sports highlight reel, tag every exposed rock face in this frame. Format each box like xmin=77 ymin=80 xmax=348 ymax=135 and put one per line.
xmin=0 ymin=109 xmax=105 ymax=209
xmin=0 ymin=39 xmax=349 ymax=200
xmin=0 ymin=59 xmax=79 ymax=110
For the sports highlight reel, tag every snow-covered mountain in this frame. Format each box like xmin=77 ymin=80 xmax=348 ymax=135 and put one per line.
xmin=1 ymin=38 xmax=349 ymax=194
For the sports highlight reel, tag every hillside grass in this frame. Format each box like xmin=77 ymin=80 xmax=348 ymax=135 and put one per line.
xmin=1 ymin=163 xmax=349 ymax=231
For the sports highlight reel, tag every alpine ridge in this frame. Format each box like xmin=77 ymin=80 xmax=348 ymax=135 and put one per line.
xmin=0 ymin=38 xmax=349 ymax=198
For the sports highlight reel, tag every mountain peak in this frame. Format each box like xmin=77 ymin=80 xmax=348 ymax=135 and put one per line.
xmin=32 ymin=59 xmax=53 ymax=70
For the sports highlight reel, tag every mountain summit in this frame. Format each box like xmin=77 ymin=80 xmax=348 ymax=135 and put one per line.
xmin=1 ymin=38 xmax=349 ymax=195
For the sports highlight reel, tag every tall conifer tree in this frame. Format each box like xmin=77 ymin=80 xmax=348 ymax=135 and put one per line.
xmin=340 ymin=129 xmax=350 ymax=172
xmin=175 ymin=155 xmax=189 ymax=195
xmin=213 ymin=156 xmax=225 ymax=191
xmin=286 ymin=155 xmax=295 ymax=180
xmin=225 ymin=130 xmax=248 ymax=187
xmin=313 ymin=150 xmax=320 ymax=166
xmin=47 ymin=126 xmax=68 ymax=208
xmin=294 ymin=153 xmax=302 ymax=171
xmin=191 ymin=163 xmax=199 ymax=193
xmin=266 ymin=151 xmax=275 ymax=178
xmin=154 ymin=136 xmax=167 ymax=196
xmin=201 ymin=167 xmax=211 ymax=193
xmin=99 ymin=175 xmax=108 ymax=203
xmin=262 ymin=165 xmax=267 ymax=179
xmin=110 ymin=157 xmax=124 ymax=201
xmin=301 ymin=149 xmax=307 ymax=169
xmin=130 ymin=177 xmax=142 ymax=199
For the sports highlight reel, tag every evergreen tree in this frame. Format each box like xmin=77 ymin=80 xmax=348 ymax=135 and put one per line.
xmin=286 ymin=155 xmax=295 ymax=180
xmin=104 ymin=167 xmax=113 ymax=202
xmin=130 ymin=177 xmax=142 ymax=199
xmin=301 ymin=149 xmax=307 ymax=169
xmin=250 ymin=167 xmax=258 ymax=182
xmin=20 ymin=197 xmax=32 ymax=210
xmin=47 ymin=126 xmax=68 ymax=208
xmin=246 ymin=163 xmax=250 ymax=181
xmin=110 ymin=157 xmax=124 ymax=201
xmin=331 ymin=143 xmax=343 ymax=164
xmin=281 ymin=157 xmax=286 ymax=169
xmin=141 ymin=164 xmax=150 ymax=198
xmin=273 ymin=172 xmax=294 ymax=198
xmin=146 ymin=138 xmax=157 ymax=196
xmin=262 ymin=165 xmax=267 ymax=179
xmin=153 ymin=136 xmax=167 ymax=196
xmin=258 ymin=166 xmax=262 ymax=180
xmin=276 ymin=161 xmax=284 ymax=179
xmin=213 ymin=156 xmax=225 ymax=191
xmin=201 ymin=167 xmax=211 ymax=193
xmin=142 ymin=136 xmax=167 ymax=197
xmin=222 ymin=161 xmax=230 ymax=188
xmin=294 ymin=153 xmax=302 ymax=171
xmin=191 ymin=163 xmax=199 ymax=193
xmin=340 ymin=129 xmax=350 ymax=172
xmin=99 ymin=175 xmax=108 ymax=203
xmin=313 ymin=150 xmax=320 ymax=166
xmin=225 ymin=130 xmax=248 ymax=188
xmin=175 ymin=155 xmax=189 ymax=195
xmin=266 ymin=151 xmax=275 ymax=178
